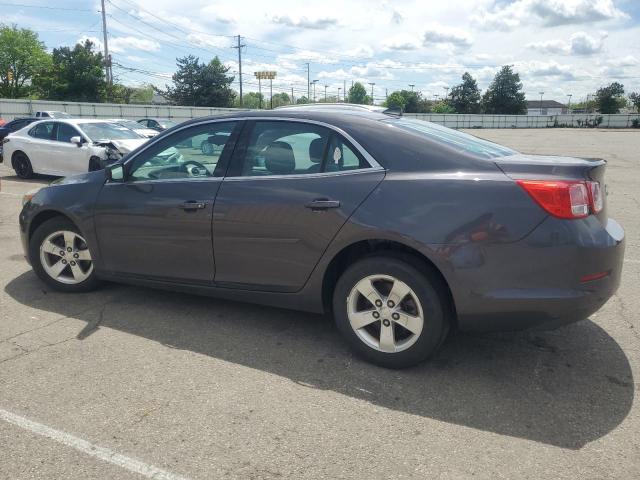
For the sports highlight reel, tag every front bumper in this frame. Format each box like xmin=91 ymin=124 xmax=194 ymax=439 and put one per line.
xmin=452 ymin=215 xmax=625 ymax=332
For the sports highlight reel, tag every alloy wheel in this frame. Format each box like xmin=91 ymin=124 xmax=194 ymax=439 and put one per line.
xmin=39 ymin=230 xmax=93 ymax=284
xmin=347 ymin=274 xmax=424 ymax=353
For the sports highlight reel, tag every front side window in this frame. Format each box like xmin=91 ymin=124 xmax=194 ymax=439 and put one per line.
xmin=127 ymin=121 xmax=238 ymax=182
xmin=55 ymin=123 xmax=81 ymax=143
xmin=236 ymin=121 xmax=368 ymax=177
xmin=29 ymin=122 xmax=54 ymax=140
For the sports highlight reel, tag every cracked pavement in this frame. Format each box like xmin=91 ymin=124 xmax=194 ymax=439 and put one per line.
xmin=0 ymin=128 xmax=638 ymax=479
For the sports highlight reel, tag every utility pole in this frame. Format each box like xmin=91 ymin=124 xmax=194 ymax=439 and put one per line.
xmin=539 ymin=91 xmax=544 ymax=114
xmin=324 ymin=84 xmax=328 ymax=102
xmin=291 ymin=86 xmax=294 ymax=104
xmin=306 ymin=63 xmax=310 ymax=101
xmin=368 ymin=82 xmax=375 ymax=105
xmin=338 ymin=87 xmax=341 ymax=102
xmin=232 ymin=35 xmax=246 ymax=106
xmin=100 ymin=0 xmax=112 ymax=86
xmin=257 ymin=77 xmax=262 ymax=109
xmin=343 ymin=80 xmax=346 ymax=102
xmin=409 ymin=84 xmax=415 ymax=92
xmin=385 ymin=88 xmax=388 ymax=101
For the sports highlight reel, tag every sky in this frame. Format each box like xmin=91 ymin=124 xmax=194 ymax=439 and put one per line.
xmin=3 ymin=0 xmax=640 ymax=104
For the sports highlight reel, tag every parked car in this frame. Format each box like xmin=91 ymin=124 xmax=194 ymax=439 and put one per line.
xmin=108 ymin=119 xmax=159 ymax=138
xmin=35 ymin=111 xmax=72 ymax=119
xmin=137 ymin=118 xmax=178 ymax=132
xmin=3 ymin=119 xmax=148 ymax=178
xmin=18 ymin=109 xmax=624 ymax=368
xmin=0 ymin=117 xmax=39 ymax=163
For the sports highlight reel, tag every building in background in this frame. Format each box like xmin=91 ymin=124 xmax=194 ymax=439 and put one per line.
xmin=526 ymin=100 xmax=569 ymax=115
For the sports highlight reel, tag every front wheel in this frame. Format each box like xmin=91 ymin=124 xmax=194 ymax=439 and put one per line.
xmin=29 ymin=217 xmax=101 ymax=293
xmin=333 ymin=255 xmax=449 ymax=368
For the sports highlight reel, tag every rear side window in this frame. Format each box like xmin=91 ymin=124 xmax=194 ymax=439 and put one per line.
xmin=235 ymin=121 xmax=370 ymax=177
xmin=29 ymin=122 xmax=54 ymax=140
xmin=385 ymin=118 xmax=517 ymax=159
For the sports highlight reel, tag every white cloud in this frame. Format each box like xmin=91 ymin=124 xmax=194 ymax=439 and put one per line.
xmin=79 ymin=35 xmax=161 ymax=54
xmin=272 ymin=15 xmax=337 ymax=30
xmin=474 ymin=0 xmax=627 ymax=31
xmin=517 ymin=60 xmax=577 ymax=80
xmin=383 ymin=34 xmax=420 ymax=51
xmin=527 ymin=32 xmax=607 ymax=55
xmin=423 ymin=25 xmax=473 ymax=50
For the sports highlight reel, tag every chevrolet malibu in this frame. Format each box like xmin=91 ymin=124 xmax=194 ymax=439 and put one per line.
xmin=18 ymin=108 xmax=625 ymax=368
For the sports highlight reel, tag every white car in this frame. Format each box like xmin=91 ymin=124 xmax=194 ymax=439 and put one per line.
xmin=35 ymin=111 xmax=73 ymax=119
xmin=2 ymin=119 xmax=149 ymax=178
xmin=107 ymin=119 xmax=159 ymax=138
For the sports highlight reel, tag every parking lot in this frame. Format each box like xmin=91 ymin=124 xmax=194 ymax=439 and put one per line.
xmin=0 ymin=128 xmax=638 ymax=479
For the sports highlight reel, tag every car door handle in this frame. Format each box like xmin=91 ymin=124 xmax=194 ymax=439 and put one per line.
xmin=180 ymin=201 xmax=207 ymax=210
xmin=305 ymin=199 xmax=341 ymax=210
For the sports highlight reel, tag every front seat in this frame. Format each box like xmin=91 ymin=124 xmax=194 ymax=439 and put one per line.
xmin=264 ymin=141 xmax=296 ymax=175
xmin=306 ymin=137 xmax=325 ymax=173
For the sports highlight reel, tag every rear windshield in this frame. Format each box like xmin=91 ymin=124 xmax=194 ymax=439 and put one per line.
xmin=79 ymin=122 xmax=143 ymax=141
xmin=384 ymin=118 xmax=517 ymax=159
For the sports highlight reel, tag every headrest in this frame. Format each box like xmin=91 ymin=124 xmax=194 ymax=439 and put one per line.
xmin=309 ymin=137 xmax=325 ymax=164
xmin=265 ymin=141 xmax=295 ymax=175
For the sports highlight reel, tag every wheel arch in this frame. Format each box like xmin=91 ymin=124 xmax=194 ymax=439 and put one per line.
xmin=28 ymin=210 xmax=76 ymax=244
xmin=321 ymin=239 xmax=457 ymax=329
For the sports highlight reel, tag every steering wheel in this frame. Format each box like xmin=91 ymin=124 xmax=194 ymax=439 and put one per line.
xmin=181 ymin=160 xmax=208 ymax=176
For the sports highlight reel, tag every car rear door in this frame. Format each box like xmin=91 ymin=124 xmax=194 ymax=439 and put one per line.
xmin=212 ymin=119 xmax=385 ymax=292
xmin=25 ymin=121 xmax=55 ymax=173
xmin=93 ymin=120 xmax=241 ymax=284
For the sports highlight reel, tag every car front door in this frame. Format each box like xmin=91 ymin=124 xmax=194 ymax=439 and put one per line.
xmin=50 ymin=122 xmax=89 ymax=175
xmin=212 ymin=119 xmax=385 ymax=292
xmin=93 ymin=120 xmax=241 ymax=284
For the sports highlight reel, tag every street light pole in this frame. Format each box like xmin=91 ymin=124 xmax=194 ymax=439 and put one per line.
xmin=324 ymin=84 xmax=328 ymax=102
xmin=567 ymin=93 xmax=572 ymax=113
xmin=368 ymin=82 xmax=375 ymax=105
xmin=338 ymin=87 xmax=341 ymax=102
xmin=539 ymin=91 xmax=544 ymax=114
xmin=409 ymin=84 xmax=415 ymax=92
xmin=311 ymin=80 xmax=318 ymax=102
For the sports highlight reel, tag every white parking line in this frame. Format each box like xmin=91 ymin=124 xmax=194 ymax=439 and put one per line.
xmin=0 ymin=408 xmax=192 ymax=480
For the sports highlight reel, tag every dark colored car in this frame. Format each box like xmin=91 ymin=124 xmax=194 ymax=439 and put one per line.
xmin=137 ymin=118 xmax=178 ymax=132
xmin=18 ymin=109 xmax=625 ymax=368
xmin=0 ymin=117 xmax=39 ymax=162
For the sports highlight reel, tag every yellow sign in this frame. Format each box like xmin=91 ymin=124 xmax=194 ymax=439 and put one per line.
xmin=254 ymin=71 xmax=277 ymax=80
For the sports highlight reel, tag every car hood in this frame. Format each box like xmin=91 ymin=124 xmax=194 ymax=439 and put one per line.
xmin=102 ymin=138 xmax=148 ymax=153
xmin=134 ymin=128 xmax=158 ymax=137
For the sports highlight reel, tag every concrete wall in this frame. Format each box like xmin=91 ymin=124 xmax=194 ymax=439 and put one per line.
xmin=1 ymin=98 xmax=638 ymax=128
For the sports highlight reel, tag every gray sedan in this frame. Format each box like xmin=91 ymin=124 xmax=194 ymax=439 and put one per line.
xmin=18 ymin=108 xmax=624 ymax=368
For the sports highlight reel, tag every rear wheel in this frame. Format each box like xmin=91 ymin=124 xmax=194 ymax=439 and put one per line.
xmin=333 ymin=255 xmax=448 ymax=368
xmin=13 ymin=152 xmax=33 ymax=179
xmin=29 ymin=217 xmax=101 ymax=293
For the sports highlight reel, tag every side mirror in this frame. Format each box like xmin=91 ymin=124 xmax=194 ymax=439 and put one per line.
xmin=70 ymin=136 xmax=83 ymax=146
xmin=105 ymin=164 xmax=125 ymax=182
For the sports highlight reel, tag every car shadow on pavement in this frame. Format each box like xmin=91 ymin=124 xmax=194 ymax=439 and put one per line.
xmin=5 ymin=271 xmax=634 ymax=450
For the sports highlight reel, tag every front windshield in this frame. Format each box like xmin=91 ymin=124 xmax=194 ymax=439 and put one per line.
xmin=159 ymin=120 xmax=177 ymax=129
xmin=385 ymin=118 xmax=517 ymax=159
xmin=79 ymin=122 xmax=143 ymax=141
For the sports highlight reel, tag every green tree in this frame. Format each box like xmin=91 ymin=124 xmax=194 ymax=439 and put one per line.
xmin=296 ymin=95 xmax=309 ymax=104
xmin=449 ymin=72 xmax=481 ymax=113
xmin=481 ymin=65 xmax=527 ymax=114
xmin=130 ymin=85 xmax=154 ymax=104
xmin=0 ymin=24 xmax=50 ymax=98
xmin=270 ymin=92 xmax=290 ymax=108
xmin=385 ymin=91 xmax=407 ymax=110
xmin=431 ymin=101 xmax=455 ymax=113
xmin=595 ymin=82 xmax=625 ymax=114
xmin=35 ymin=40 xmax=106 ymax=102
xmin=348 ymin=82 xmax=370 ymax=104
xmin=235 ymin=91 xmax=263 ymax=108
xmin=629 ymin=92 xmax=640 ymax=112
xmin=159 ymin=55 xmax=235 ymax=107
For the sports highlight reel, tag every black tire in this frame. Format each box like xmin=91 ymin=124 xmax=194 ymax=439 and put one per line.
xmin=333 ymin=255 xmax=449 ymax=369
xmin=88 ymin=156 xmax=102 ymax=172
xmin=29 ymin=217 xmax=101 ymax=293
xmin=13 ymin=151 xmax=34 ymax=179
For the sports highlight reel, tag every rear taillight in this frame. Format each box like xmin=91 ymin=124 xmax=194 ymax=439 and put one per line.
xmin=517 ymin=180 xmax=594 ymax=219
xmin=588 ymin=181 xmax=603 ymax=213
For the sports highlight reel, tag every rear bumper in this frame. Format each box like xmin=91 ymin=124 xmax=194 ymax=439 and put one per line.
xmin=452 ymin=216 xmax=625 ymax=332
